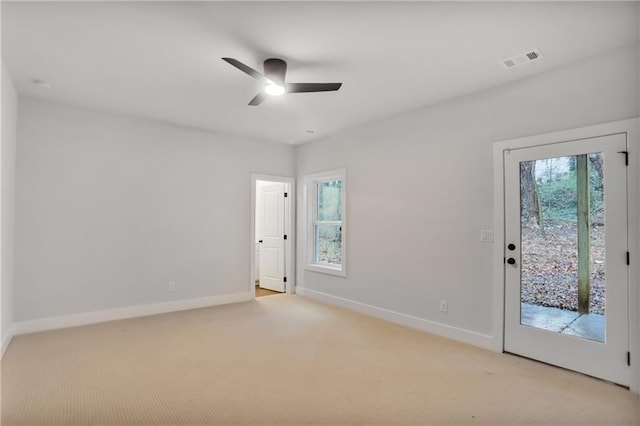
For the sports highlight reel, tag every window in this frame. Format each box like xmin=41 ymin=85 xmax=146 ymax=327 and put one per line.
xmin=305 ymin=169 xmax=346 ymax=276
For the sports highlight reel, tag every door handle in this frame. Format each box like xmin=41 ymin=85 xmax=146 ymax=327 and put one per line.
xmin=258 ymin=240 xmax=263 ymax=243
xmin=507 ymin=258 xmax=516 ymax=265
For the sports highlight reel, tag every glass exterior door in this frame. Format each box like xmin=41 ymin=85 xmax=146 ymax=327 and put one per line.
xmin=504 ymin=133 xmax=629 ymax=386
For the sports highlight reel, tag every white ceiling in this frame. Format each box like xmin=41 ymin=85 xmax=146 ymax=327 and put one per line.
xmin=2 ymin=1 xmax=638 ymax=144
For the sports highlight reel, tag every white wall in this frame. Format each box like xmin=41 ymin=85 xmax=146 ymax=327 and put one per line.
xmin=295 ymin=43 xmax=640 ymax=337
xmin=1 ymin=61 xmax=17 ymax=352
xmin=14 ymin=98 xmax=295 ymax=321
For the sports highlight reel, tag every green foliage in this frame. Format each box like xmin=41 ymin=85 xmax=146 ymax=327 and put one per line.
xmin=537 ymin=167 xmax=603 ymax=225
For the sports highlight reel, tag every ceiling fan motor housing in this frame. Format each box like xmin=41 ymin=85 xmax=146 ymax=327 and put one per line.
xmin=263 ymin=58 xmax=287 ymax=85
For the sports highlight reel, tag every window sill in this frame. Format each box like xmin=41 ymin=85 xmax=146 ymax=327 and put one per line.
xmin=305 ymin=264 xmax=346 ymax=277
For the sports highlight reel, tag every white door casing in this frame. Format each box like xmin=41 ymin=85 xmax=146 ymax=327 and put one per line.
xmin=504 ymin=133 xmax=629 ymax=386
xmin=258 ymin=183 xmax=286 ymax=292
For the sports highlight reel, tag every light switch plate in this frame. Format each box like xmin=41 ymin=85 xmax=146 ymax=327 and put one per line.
xmin=480 ymin=230 xmax=494 ymax=242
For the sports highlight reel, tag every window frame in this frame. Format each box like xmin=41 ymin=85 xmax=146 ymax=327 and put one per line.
xmin=304 ymin=169 xmax=346 ymax=277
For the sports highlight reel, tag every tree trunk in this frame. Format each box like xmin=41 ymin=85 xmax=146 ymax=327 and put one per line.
xmin=589 ymin=153 xmax=604 ymax=191
xmin=577 ymin=155 xmax=591 ymax=314
xmin=520 ymin=161 xmax=542 ymax=228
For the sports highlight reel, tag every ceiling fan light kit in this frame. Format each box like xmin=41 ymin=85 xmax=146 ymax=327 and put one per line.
xmin=222 ymin=57 xmax=342 ymax=106
xmin=265 ymin=84 xmax=285 ymax=96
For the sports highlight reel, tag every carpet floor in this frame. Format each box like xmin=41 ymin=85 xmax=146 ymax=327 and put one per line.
xmin=1 ymin=294 xmax=639 ymax=425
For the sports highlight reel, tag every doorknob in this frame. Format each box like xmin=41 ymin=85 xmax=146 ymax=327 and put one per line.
xmin=258 ymin=240 xmax=263 ymax=243
xmin=508 ymin=243 xmax=516 ymax=251
xmin=507 ymin=258 xmax=516 ymax=265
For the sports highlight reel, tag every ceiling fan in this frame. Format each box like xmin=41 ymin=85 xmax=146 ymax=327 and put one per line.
xmin=222 ymin=57 xmax=342 ymax=106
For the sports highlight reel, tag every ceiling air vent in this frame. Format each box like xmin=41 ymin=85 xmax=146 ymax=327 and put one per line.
xmin=501 ymin=49 xmax=543 ymax=69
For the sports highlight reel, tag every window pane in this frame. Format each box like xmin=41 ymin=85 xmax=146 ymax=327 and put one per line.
xmin=317 ymin=180 xmax=342 ymax=221
xmin=519 ymin=154 xmax=605 ymax=343
xmin=315 ymin=224 xmax=342 ymax=265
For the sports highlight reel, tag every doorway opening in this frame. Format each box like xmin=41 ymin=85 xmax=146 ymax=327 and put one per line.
xmin=251 ymin=174 xmax=295 ymax=298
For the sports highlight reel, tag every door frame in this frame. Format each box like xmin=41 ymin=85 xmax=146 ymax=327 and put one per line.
xmin=492 ymin=118 xmax=640 ymax=393
xmin=250 ymin=174 xmax=295 ymax=297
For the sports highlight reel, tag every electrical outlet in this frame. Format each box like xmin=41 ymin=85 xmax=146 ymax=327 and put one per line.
xmin=440 ymin=300 xmax=448 ymax=312
xmin=168 ymin=282 xmax=175 ymax=292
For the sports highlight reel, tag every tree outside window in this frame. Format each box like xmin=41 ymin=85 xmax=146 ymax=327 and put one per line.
xmin=305 ymin=170 xmax=346 ymax=276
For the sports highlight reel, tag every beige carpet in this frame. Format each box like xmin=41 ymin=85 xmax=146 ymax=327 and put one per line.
xmin=1 ymin=295 xmax=639 ymax=425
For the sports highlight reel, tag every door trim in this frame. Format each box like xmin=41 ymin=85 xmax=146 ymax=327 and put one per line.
xmin=251 ymin=174 xmax=295 ymax=297
xmin=492 ymin=118 xmax=640 ymax=393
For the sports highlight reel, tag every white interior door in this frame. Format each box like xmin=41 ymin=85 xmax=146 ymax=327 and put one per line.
xmin=504 ymin=133 xmax=629 ymax=385
xmin=259 ymin=183 xmax=286 ymax=292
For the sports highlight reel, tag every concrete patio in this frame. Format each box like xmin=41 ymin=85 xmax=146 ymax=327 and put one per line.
xmin=521 ymin=303 xmax=605 ymax=342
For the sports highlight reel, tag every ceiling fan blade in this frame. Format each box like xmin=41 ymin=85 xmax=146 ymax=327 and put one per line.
xmin=248 ymin=92 xmax=268 ymax=106
xmin=285 ymin=82 xmax=342 ymax=93
xmin=222 ymin=57 xmax=268 ymax=83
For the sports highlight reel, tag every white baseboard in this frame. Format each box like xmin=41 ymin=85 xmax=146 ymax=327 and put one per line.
xmin=12 ymin=292 xmax=252 ymax=336
xmin=297 ymin=287 xmax=496 ymax=351
xmin=2 ymin=324 xmax=16 ymax=358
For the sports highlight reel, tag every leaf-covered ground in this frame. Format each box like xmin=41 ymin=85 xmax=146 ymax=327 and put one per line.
xmin=521 ymin=222 xmax=605 ymax=315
